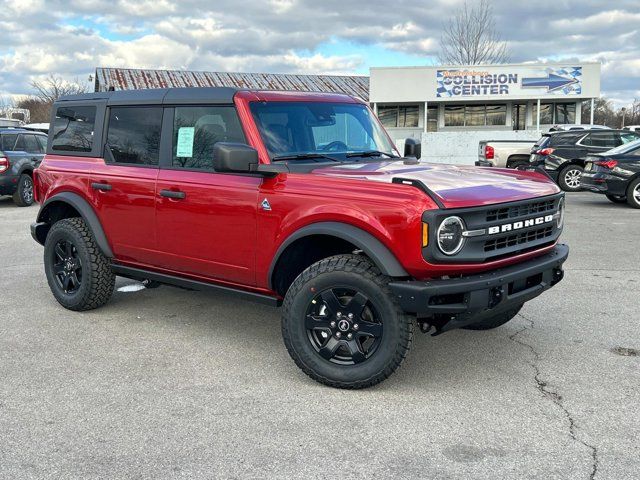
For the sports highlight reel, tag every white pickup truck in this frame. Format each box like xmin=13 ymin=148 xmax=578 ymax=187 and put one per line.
xmin=476 ymin=140 xmax=537 ymax=168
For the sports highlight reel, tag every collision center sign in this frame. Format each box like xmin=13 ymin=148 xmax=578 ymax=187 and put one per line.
xmin=436 ymin=66 xmax=582 ymax=98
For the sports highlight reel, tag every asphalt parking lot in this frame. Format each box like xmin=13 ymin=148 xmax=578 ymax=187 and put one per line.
xmin=0 ymin=192 xmax=638 ymax=480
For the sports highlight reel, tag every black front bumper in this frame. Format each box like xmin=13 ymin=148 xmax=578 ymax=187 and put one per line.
xmin=389 ymin=244 xmax=569 ymax=331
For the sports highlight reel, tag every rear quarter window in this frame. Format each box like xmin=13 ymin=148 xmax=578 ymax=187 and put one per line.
xmin=550 ymin=133 xmax=583 ymax=146
xmin=51 ymin=105 xmax=97 ymax=153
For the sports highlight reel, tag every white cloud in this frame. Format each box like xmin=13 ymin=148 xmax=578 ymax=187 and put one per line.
xmin=0 ymin=0 xmax=638 ymax=103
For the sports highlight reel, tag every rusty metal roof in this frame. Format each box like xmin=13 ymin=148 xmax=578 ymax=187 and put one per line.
xmin=95 ymin=67 xmax=370 ymax=102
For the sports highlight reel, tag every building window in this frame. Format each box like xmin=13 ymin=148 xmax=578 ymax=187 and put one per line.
xmin=444 ymin=105 xmax=464 ymax=126
xmin=106 ymin=107 xmax=162 ymax=165
xmin=555 ymin=103 xmax=576 ymax=124
xmin=377 ymin=105 xmax=419 ymax=128
xmin=532 ymin=102 xmax=575 ymax=125
xmin=444 ymin=104 xmax=506 ymax=127
xmin=51 ymin=105 xmax=96 ymax=153
xmin=486 ymin=105 xmax=507 ymax=126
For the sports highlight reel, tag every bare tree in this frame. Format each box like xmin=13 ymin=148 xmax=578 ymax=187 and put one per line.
xmin=15 ymin=97 xmax=51 ymax=123
xmin=439 ymin=0 xmax=510 ymax=65
xmin=30 ymin=74 xmax=88 ymax=104
xmin=13 ymin=75 xmax=89 ymax=124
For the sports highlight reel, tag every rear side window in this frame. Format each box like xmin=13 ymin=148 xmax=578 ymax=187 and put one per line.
xmin=172 ymin=106 xmax=245 ymax=170
xmin=52 ymin=106 xmax=96 ymax=152
xmin=1 ymin=134 xmax=17 ymax=151
xmin=18 ymin=134 xmax=42 ymax=153
xmin=582 ymin=132 xmax=617 ymax=148
xmin=550 ymin=133 xmax=582 ymax=146
xmin=106 ymin=107 xmax=163 ymax=166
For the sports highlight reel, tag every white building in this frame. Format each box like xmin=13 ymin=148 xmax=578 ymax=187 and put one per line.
xmin=370 ymin=63 xmax=601 ymax=163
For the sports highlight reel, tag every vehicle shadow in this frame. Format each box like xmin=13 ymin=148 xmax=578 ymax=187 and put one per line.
xmin=0 ymin=196 xmax=39 ymax=210
xmin=103 ymin=278 xmax=530 ymax=391
xmin=0 ymin=196 xmax=18 ymax=208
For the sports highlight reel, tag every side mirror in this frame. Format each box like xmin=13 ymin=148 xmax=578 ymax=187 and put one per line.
xmin=213 ymin=142 xmax=259 ymax=173
xmin=404 ymin=138 xmax=421 ymax=159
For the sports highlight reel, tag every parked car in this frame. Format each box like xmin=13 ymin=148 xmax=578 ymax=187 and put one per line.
xmin=623 ymin=126 xmax=640 ymax=133
xmin=548 ymin=124 xmax=610 ymax=132
xmin=581 ymin=139 xmax=640 ymax=208
xmin=529 ymin=129 xmax=640 ymax=191
xmin=31 ymin=87 xmax=568 ymax=389
xmin=476 ymin=140 xmax=536 ymax=168
xmin=0 ymin=128 xmax=48 ymax=206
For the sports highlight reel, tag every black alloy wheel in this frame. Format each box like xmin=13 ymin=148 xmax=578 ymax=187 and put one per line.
xmin=52 ymin=239 xmax=83 ymax=295
xmin=13 ymin=174 xmax=34 ymax=207
xmin=305 ymin=287 xmax=383 ymax=365
xmin=281 ymin=254 xmax=413 ymax=389
xmin=44 ymin=217 xmax=115 ymax=311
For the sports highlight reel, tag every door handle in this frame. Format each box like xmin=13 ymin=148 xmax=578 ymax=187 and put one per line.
xmin=91 ymin=182 xmax=112 ymax=191
xmin=160 ymin=189 xmax=186 ymax=199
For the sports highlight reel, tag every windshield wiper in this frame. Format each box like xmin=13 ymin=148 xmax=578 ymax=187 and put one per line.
xmin=272 ymin=153 xmax=340 ymax=162
xmin=345 ymin=150 xmax=396 ymax=158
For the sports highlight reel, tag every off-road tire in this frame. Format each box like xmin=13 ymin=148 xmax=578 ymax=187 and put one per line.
xmin=627 ymin=178 xmax=640 ymax=209
xmin=606 ymin=194 xmax=627 ymax=204
xmin=557 ymin=164 xmax=583 ymax=192
xmin=44 ymin=217 xmax=115 ymax=311
xmin=281 ymin=254 xmax=413 ymax=389
xmin=462 ymin=304 xmax=523 ymax=331
xmin=13 ymin=174 xmax=34 ymax=207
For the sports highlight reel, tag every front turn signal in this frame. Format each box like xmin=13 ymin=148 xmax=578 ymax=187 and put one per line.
xmin=422 ymin=222 xmax=429 ymax=247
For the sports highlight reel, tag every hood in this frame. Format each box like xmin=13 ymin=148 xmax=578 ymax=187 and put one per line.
xmin=311 ymin=160 xmax=560 ymax=209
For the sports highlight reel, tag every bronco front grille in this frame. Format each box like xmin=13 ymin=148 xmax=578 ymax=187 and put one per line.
xmin=422 ymin=193 xmax=564 ymax=264
xmin=484 ymin=226 xmax=554 ymax=252
xmin=486 ymin=198 xmax=556 ymax=222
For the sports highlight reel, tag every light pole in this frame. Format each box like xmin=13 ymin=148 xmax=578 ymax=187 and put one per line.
xmin=621 ymin=107 xmax=627 ymax=128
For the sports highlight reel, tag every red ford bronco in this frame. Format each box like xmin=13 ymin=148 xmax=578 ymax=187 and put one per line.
xmin=31 ymin=88 xmax=568 ymax=388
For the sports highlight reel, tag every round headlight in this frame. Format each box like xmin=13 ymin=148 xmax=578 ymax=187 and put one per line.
xmin=557 ymin=197 xmax=565 ymax=229
xmin=437 ymin=216 xmax=465 ymax=255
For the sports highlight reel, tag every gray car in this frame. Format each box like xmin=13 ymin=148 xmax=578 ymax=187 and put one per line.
xmin=0 ymin=128 xmax=47 ymax=206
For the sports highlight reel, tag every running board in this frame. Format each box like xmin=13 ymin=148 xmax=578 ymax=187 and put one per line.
xmin=111 ymin=264 xmax=281 ymax=307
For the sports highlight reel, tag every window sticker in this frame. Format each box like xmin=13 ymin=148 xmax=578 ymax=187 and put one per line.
xmin=176 ymin=127 xmax=195 ymax=157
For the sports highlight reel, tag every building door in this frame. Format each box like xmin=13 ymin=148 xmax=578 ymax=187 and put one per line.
xmin=512 ymin=104 xmax=526 ymax=130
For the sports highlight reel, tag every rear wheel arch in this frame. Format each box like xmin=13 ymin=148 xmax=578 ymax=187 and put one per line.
xmin=35 ymin=192 xmax=113 ymax=258
xmin=18 ymin=166 xmax=33 ymax=177
xmin=269 ymin=222 xmax=409 ymax=296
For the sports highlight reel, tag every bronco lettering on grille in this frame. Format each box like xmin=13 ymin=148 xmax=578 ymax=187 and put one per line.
xmin=487 ymin=214 xmax=554 ymax=235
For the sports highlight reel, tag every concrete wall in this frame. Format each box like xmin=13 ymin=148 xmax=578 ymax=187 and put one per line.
xmin=409 ymin=130 xmax=543 ymax=165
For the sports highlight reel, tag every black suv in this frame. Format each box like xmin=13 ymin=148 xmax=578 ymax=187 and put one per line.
xmin=0 ymin=128 xmax=47 ymax=206
xmin=529 ymin=129 xmax=640 ymax=192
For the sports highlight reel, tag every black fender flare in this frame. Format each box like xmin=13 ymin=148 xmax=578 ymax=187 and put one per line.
xmin=35 ymin=192 xmax=113 ymax=258
xmin=268 ymin=222 xmax=409 ymax=289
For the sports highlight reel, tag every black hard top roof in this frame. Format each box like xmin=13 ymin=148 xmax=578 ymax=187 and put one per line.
xmin=57 ymin=87 xmax=239 ymax=105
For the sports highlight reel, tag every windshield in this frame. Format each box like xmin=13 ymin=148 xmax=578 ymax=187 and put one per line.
xmin=605 ymin=138 xmax=640 ymax=155
xmin=250 ymin=101 xmax=397 ymax=160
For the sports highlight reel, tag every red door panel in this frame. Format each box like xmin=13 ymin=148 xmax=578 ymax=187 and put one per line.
xmin=155 ymin=169 xmax=261 ymax=285
xmin=90 ymin=162 xmax=159 ymax=265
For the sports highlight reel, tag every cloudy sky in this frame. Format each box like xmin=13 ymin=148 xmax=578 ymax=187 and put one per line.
xmin=1 ymin=0 xmax=639 ymax=105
